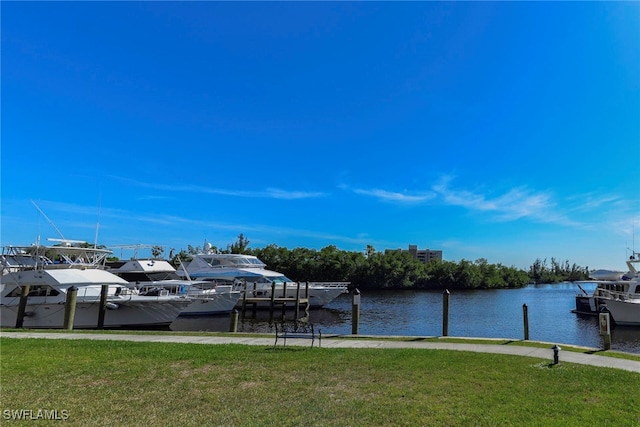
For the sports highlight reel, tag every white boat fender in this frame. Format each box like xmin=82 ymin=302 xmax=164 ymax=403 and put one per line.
xmin=106 ymin=302 xmax=119 ymax=310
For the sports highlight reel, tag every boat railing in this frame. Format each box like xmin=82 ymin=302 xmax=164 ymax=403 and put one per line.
xmin=596 ymin=286 xmax=640 ymax=298
xmin=307 ymin=282 xmax=351 ymax=292
xmin=1 ymin=246 xmax=54 ymax=273
xmin=186 ymin=290 xmax=224 ymax=299
xmin=3 ymin=242 xmax=113 ymax=271
xmin=211 ymin=263 xmax=263 ymax=268
xmin=605 ymin=290 xmax=640 ymax=302
xmin=213 ymin=284 xmax=234 ymax=293
xmin=135 ymin=286 xmax=172 ymax=297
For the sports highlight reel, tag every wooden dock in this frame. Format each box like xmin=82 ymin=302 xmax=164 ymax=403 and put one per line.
xmin=240 ymin=281 xmax=311 ymax=321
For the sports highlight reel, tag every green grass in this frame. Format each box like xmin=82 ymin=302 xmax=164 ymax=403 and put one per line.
xmin=2 ymin=337 xmax=639 ymax=426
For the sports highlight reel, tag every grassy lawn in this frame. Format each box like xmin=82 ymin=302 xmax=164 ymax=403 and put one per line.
xmin=1 ymin=337 xmax=639 ymax=426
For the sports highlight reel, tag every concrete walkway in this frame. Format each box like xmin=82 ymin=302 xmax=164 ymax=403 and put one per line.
xmin=3 ymin=331 xmax=640 ymax=373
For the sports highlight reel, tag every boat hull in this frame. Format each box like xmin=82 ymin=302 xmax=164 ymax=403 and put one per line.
xmin=0 ymin=297 xmax=190 ymax=329
xmin=602 ymin=298 xmax=640 ymax=326
xmin=574 ymin=295 xmax=596 ymax=314
xmin=573 ymin=295 xmax=609 ymax=315
xmin=180 ymin=291 xmax=242 ymax=316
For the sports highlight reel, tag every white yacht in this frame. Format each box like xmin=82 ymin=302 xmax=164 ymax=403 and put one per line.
xmin=0 ymin=243 xmax=191 ymax=329
xmin=574 ymin=252 xmax=640 ymax=320
xmin=600 ymin=298 xmax=640 ymax=326
xmin=596 ymin=252 xmax=640 ymax=326
xmin=178 ymin=248 xmax=348 ymax=308
xmin=108 ymin=258 xmax=241 ymax=316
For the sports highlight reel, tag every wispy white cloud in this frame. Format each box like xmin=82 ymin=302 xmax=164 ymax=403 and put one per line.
xmin=341 ymin=176 xmax=581 ymax=226
xmin=263 ymin=188 xmax=325 ymax=200
xmin=340 ymin=184 xmax=436 ymax=203
xmin=109 ymin=176 xmax=326 ymax=200
xmin=432 ymin=176 xmax=578 ymax=225
xmin=566 ymin=192 xmax=623 ymax=211
xmin=607 ymin=215 xmax=640 ymax=240
xmin=37 ymin=201 xmax=178 ymax=229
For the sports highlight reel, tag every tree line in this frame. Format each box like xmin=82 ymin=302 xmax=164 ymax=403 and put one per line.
xmin=528 ymin=257 xmax=589 ymax=284
xmin=164 ymin=234 xmax=590 ymax=290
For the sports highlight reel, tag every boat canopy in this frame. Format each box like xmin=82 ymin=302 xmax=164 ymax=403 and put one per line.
xmin=2 ymin=268 xmax=129 ymax=287
xmin=200 ymin=254 xmax=265 ymax=268
xmin=115 ymin=259 xmax=176 ymax=273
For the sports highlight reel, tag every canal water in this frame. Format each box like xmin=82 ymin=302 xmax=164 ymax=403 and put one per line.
xmin=171 ymin=282 xmax=640 ymax=354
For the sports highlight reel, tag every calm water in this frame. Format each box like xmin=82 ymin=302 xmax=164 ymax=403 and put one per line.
xmin=171 ymin=283 xmax=640 ymax=354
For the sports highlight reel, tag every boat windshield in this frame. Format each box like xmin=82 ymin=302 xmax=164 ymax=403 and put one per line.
xmin=203 ymin=255 xmax=265 ymax=268
xmin=256 ymin=275 xmax=292 ymax=284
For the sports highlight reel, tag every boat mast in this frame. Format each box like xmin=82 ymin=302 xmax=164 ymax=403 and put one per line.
xmin=31 ymin=200 xmax=66 ymax=240
xmin=94 ymin=193 xmax=102 ymax=249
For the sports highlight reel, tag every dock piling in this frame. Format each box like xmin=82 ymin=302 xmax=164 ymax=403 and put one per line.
xmin=63 ymin=286 xmax=78 ymax=330
xmin=281 ymin=281 xmax=287 ymax=317
xmin=97 ymin=284 xmax=108 ymax=329
xmin=522 ymin=303 xmax=529 ymax=341
xmin=442 ymin=289 xmax=450 ymax=337
xmin=229 ymin=309 xmax=239 ymax=332
xmin=241 ymin=281 xmax=248 ymax=319
xmin=599 ymin=309 xmax=612 ymax=350
xmin=352 ymin=288 xmax=360 ymax=335
xmin=270 ymin=282 xmax=276 ymax=317
xmin=252 ymin=282 xmax=257 ymax=316
xmin=294 ymin=282 xmax=301 ymax=321
xmin=305 ymin=282 xmax=310 ymax=316
xmin=15 ymin=285 xmax=31 ymax=328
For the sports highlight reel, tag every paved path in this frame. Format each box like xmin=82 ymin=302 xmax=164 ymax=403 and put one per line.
xmin=3 ymin=331 xmax=640 ymax=373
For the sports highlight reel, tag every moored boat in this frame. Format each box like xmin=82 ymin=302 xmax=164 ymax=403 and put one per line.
xmin=178 ymin=246 xmax=348 ymax=308
xmin=0 ymin=242 xmax=190 ymax=329
xmin=573 ymin=252 xmax=640 ymax=316
xmin=108 ymin=258 xmax=241 ymax=316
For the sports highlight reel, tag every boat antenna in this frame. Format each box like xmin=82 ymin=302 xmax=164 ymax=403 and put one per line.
xmin=94 ymin=192 xmax=102 ymax=249
xmin=33 ymin=234 xmax=43 ymax=268
xmin=31 ymin=200 xmax=65 ymax=240
xmin=634 ymin=221 xmax=638 ymax=259
xmin=177 ymin=257 xmax=192 ymax=282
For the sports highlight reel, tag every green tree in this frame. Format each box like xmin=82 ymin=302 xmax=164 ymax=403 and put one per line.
xmin=170 ymin=250 xmax=191 ymax=268
xmin=228 ymin=233 xmax=250 ymax=254
xmin=528 ymin=257 xmax=588 ymax=283
xmin=151 ymin=245 xmax=164 ymax=259
xmin=366 ymin=245 xmax=376 ymax=258
xmin=180 ymin=239 xmax=545 ymax=289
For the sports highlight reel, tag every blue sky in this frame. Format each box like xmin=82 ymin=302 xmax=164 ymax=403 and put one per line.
xmin=2 ymin=2 xmax=639 ymax=271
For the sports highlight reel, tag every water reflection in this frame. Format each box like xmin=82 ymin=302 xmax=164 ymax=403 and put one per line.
xmin=171 ymin=284 xmax=640 ymax=354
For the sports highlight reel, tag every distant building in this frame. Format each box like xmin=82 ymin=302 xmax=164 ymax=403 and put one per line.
xmin=387 ymin=244 xmax=442 ymax=264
